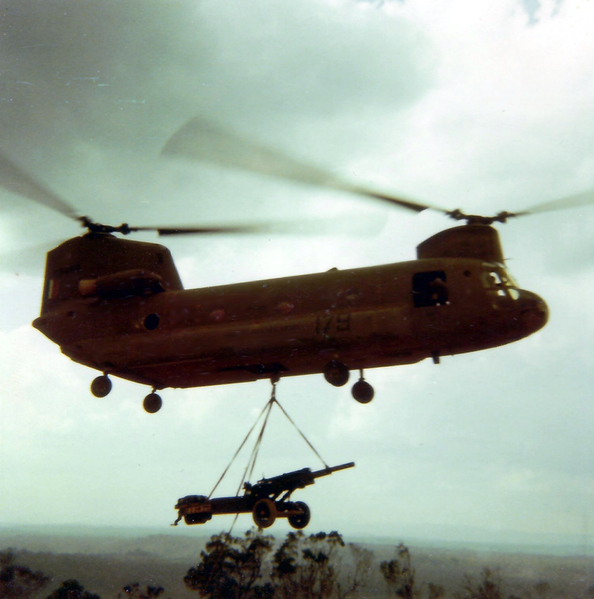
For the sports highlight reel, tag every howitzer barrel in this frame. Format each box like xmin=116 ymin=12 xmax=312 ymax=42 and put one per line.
xmin=253 ymin=462 xmax=355 ymax=496
xmin=311 ymin=461 xmax=355 ymax=479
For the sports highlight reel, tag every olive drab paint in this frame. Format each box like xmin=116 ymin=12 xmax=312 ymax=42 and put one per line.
xmin=32 ymin=224 xmax=548 ymax=411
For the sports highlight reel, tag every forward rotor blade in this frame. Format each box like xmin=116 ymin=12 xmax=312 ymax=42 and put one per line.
xmin=0 ymin=151 xmax=81 ymax=221
xmin=133 ymin=215 xmax=382 ymax=237
xmin=133 ymin=223 xmax=272 ymax=236
xmin=163 ymin=118 xmax=440 ymax=214
xmin=520 ymin=188 xmax=594 ymax=215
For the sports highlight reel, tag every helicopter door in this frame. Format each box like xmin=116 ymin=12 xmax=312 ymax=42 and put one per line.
xmin=412 ymin=270 xmax=448 ymax=307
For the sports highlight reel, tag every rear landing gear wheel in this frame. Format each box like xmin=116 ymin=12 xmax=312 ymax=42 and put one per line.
xmin=252 ymin=498 xmax=277 ymax=528
xmin=288 ymin=501 xmax=311 ymax=529
xmin=143 ymin=392 xmax=162 ymax=414
xmin=91 ymin=375 xmax=112 ymax=398
xmin=324 ymin=360 xmax=350 ymax=387
xmin=352 ymin=371 xmax=374 ymax=404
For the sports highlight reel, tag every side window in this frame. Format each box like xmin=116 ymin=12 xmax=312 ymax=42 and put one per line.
xmin=412 ymin=270 xmax=448 ymax=307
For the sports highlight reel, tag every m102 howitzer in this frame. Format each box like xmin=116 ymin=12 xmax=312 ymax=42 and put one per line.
xmin=174 ymin=461 xmax=354 ymax=529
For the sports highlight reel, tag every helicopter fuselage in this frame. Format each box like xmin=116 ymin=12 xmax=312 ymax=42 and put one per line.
xmin=33 ymin=231 xmax=548 ymax=393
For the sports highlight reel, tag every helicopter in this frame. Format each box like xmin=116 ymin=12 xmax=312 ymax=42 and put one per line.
xmin=5 ymin=118 xmax=592 ymax=414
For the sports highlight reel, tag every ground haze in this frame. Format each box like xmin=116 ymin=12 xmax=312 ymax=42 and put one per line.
xmin=2 ymin=526 xmax=594 ymax=598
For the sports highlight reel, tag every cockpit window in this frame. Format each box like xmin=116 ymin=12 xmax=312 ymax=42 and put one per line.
xmin=509 ymin=288 xmax=520 ymax=300
xmin=490 ymin=271 xmax=504 ymax=286
xmin=483 ymin=266 xmax=520 ymax=299
xmin=413 ymin=270 xmax=448 ymax=307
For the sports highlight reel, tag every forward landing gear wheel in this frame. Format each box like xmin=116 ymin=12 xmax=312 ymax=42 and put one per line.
xmin=352 ymin=373 xmax=374 ymax=404
xmin=288 ymin=501 xmax=311 ymax=529
xmin=324 ymin=360 xmax=350 ymax=387
xmin=252 ymin=498 xmax=277 ymax=528
xmin=91 ymin=375 xmax=112 ymax=398
xmin=143 ymin=392 xmax=162 ymax=414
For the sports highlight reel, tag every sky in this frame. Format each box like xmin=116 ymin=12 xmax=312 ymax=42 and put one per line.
xmin=1 ymin=0 xmax=594 ymax=550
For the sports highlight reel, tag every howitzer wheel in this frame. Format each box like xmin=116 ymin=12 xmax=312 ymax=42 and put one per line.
xmin=288 ymin=501 xmax=311 ymax=530
xmin=252 ymin=498 xmax=277 ymax=528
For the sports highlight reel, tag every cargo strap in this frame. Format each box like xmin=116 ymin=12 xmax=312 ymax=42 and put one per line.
xmin=208 ymin=380 xmax=329 ymax=500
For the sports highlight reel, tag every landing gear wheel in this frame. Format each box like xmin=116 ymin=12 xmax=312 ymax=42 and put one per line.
xmin=324 ymin=360 xmax=350 ymax=387
xmin=288 ymin=501 xmax=311 ymax=529
xmin=143 ymin=392 xmax=162 ymax=414
xmin=252 ymin=498 xmax=277 ymax=528
xmin=91 ymin=375 xmax=112 ymax=398
xmin=352 ymin=376 xmax=374 ymax=404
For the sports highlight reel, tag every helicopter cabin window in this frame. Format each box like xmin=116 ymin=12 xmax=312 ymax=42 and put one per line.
xmin=412 ymin=271 xmax=448 ymax=307
xmin=144 ymin=313 xmax=160 ymax=330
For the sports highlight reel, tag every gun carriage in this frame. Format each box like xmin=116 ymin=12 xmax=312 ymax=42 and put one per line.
xmin=174 ymin=461 xmax=354 ymax=529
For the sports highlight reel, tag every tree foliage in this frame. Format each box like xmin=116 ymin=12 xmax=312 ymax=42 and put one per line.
xmin=45 ymin=579 xmax=101 ymax=599
xmin=379 ymin=543 xmax=446 ymax=599
xmin=427 ymin=582 xmax=446 ymax=599
xmin=118 ymin=582 xmax=166 ymax=599
xmin=184 ymin=529 xmax=274 ymax=599
xmin=456 ymin=568 xmax=504 ymax=599
xmin=271 ymin=531 xmax=345 ymax=599
xmin=380 ymin=543 xmax=417 ymax=599
xmin=272 ymin=530 xmax=372 ymax=599
xmin=337 ymin=543 xmax=373 ymax=599
xmin=184 ymin=529 xmax=372 ymax=599
xmin=0 ymin=550 xmax=50 ymax=599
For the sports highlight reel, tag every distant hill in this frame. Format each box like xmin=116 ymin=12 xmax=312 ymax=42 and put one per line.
xmin=0 ymin=525 xmax=208 ymax=560
xmin=2 ymin=525 xmax=594 ymax=599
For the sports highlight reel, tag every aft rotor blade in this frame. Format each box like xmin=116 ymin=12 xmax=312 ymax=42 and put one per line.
xmin=163 ymin=118 xmax=440 ymax=214
xmin=519 ymin=188 xmax=594 ymax=216
xmin=0 ymin=151 xmax=81 ymax=221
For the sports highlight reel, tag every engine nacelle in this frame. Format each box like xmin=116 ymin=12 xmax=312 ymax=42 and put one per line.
xmin=417 ymin=224 xmax=504 ymax=264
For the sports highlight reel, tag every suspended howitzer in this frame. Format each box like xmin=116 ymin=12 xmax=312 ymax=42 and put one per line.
xmin=173 ymin=461 xmax=354 ymax=529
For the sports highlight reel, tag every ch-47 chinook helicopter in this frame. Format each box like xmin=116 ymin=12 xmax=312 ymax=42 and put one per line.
xmin=5 ymin=118 xmax=592 ymax=413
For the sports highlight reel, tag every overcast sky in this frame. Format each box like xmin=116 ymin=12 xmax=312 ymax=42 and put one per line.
xmin=1 ymin=0 xmax=593 ymax=550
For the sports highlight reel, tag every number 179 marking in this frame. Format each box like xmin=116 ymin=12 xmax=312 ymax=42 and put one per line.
xmin=315 ymin=313 xmax=351 ymax=336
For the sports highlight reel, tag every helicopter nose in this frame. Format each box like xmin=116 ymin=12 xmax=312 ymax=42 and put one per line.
xmin=519 ymin=290 xmax=549 ymax=333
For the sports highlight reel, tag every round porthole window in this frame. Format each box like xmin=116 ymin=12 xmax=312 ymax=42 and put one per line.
xmin=144 ymin=313 xmax=160 ymax=330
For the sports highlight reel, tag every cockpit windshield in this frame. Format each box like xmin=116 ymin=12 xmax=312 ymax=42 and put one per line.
xmin=482 ymin=265 xmax=520 ymax=299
